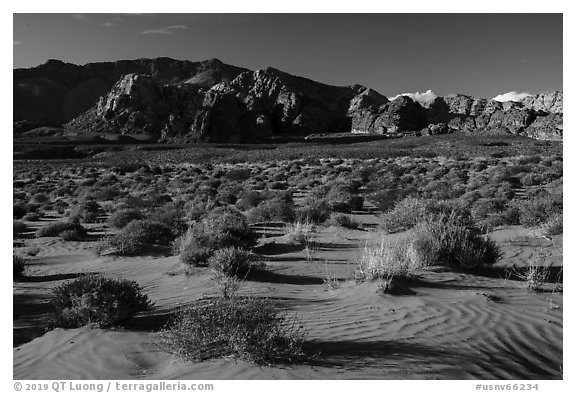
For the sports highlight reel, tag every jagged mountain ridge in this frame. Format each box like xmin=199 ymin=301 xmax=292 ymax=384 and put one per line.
xmin=13 ymin=57 xmax=248 ymax=126
xmin=14 ymin=58 xmax=563 ymax=141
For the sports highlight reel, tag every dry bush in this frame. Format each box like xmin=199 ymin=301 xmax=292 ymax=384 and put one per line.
xmin=284 ymin=220 xmax=315 ymax=246
xmin=410 ymin=213 xmax=502 ymax=270
xmin=356 ymin=237 xmax=420 ymax=282
xmin=158 ymin=297 xmax=306 ymax=366
xmin=50 ymin=274 xmax=151 ymax=328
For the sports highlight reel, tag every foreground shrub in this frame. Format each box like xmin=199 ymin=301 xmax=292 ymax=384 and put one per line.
xmin=36 ymin=220 xmax=87 ymax=238
xmin=410 ymin=213 xmax=502 ymax=270
xmin=158 ymin=297 xmax=306 ymax=366
xmin=50 ymin=274 xmax=151 ymax=328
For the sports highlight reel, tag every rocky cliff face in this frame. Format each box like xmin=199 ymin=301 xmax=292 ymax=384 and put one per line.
xmin=15 ymin=57 xmax=563 ymax=142
xmin=14 ymin=58 xmax=247 ymax=126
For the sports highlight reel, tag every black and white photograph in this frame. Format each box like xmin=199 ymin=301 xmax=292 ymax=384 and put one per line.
xmin=9 ymin=4 xmax=569 ymax=386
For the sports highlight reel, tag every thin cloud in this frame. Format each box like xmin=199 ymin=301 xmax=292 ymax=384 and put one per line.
xmin=72 ymin=14 xmax=88 ymax=20
xmin=13 ymin=40 xmax=21 ymax=45
xmin=492 ymin=91 xmax=532 ymax=102
xmin=389 ymin=89 xmax=437 ymax=107
xmin=101 ymin=22 xmax=117 ymax=27
xmin=141 ymin=25 xmax=187 ymax=35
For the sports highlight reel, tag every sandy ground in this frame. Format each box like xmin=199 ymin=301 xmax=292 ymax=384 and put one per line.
xmin=13 ymin=214 xmax=563 ymax=380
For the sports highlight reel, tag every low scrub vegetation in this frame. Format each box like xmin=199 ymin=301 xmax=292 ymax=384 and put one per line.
xmin=50 ymin=274 xmax=151 ymax=328
xmin=179 ymin=207 xmax=257 ymax=266
xmin=158 ymin=296 xmax=306 ymax=366
xmin=36 ymin=220 xmax=87 ymax=238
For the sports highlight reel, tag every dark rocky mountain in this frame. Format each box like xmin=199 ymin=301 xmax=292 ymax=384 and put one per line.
xmin=14 ymin=57 xmax=247 ymax=127
xmin=14 ymin=58 xmax=563 ymax=142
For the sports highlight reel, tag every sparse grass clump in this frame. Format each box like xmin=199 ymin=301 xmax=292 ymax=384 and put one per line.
xmin=356 ymin=237 xmax=420 ymax=282
xmin=50 ymin=274 xmax=151 ymax=328
xmin=284 ymin=220 xmax=315 ymax=246
xmin=158 ymin=297 xmax=306 ymax=366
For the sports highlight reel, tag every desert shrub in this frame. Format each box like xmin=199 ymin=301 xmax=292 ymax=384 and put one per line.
xmin=520 ymin=173 xmax=544 ymax=187
xmin=30 ymin=192 xmax=50 ymax=204
xmin=410 ymin=213 xmax=502 ymax=270
xmin=246 ymin=198 xmax=295 ymax=223
xmin=540 ymin=213 xmax=563 ymax=236
xmin=295 ymin=198 xmax=330 ymax=224
xmin=381 ymin=197 xmax=429 ymax=233
xmin=13 ymin=220 xmax=28 ymax=238
xmin=36 ymin=220 xmax=87 ymax=238
xmin=517 ymin=195 xmax=563 ymax=227
xmin=325 ymin=183 xmax=363 ymax=213
xmin=13 ymin=253 xmax=25 ymax=279
xmin=225 ymin=168 xmax=252 ymax=181
xmin=356 ymin=237 xmax=420 ymax=282
xmin=59 ymin=228 xmax=86 ymax=241
xmin=179 ymin=207 xmax=257 ymax=266
xmin=99 ymin=219 xmax=175 ymax=256
xmin=107 ymin=208 xmax=144 ymax=229
xmin=23 ymin=212 xmax=42 ymax=221
xmin=158 ymin=296 xmax=306 ymax=365
xmin=208 ymin=247 xmax=252 ymax=277
xmin=98 ymin=232 xmax=143 ymax=256
xmin=148 ymin=203 xmax=188 ymax=236
xmin=68 ymin=199 xmax=101 ymax=223
xmin=284 ymin=220 xmax=315 ymax=245
xmin=470 ymin=198 xmax=508 ymax=222
xmin=50 ymin=274 xmax=151 ymax=328
xmin=367 ymin=189 xmax=402 ymax=213
xmin=328 ymin=213 xmax=359 ymax=229
xmin=269 ymin=181 xmax=288 ymax=190
xmin=90 ymin=185 xmax=124 ymax=201
xmin=122 ymin=219 xmax=175 ymax=245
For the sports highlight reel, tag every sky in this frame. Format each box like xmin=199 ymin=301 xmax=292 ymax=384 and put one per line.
xmin=13 ymin=13 xmax=563 ymax=99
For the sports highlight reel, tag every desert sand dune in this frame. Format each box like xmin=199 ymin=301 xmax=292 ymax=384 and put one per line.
xmin=14 ymin=218 xmax=562 ymax=380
